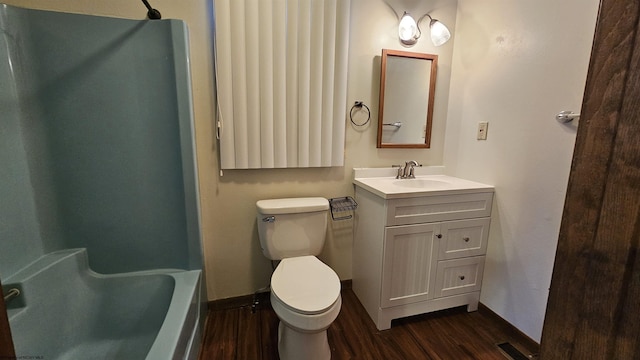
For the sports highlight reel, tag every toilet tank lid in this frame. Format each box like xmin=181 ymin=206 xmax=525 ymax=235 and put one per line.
xmin=257 ymin=197 xmax=329 ymax=214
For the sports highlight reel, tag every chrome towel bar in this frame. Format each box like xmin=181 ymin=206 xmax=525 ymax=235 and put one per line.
xmin=383 ymin=122 xmax=403 ymax=128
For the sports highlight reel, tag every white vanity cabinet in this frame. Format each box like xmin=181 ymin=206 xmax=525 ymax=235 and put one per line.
xmin=353 ymin=181 xmax=493 ymax=330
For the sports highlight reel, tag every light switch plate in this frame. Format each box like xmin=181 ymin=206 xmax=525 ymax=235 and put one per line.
xmin=477 ymin=121 xmax=488 ymax=140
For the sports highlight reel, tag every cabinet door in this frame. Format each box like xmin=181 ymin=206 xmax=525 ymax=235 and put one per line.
xmin=438 ymin=218 xmax=490 ymax=260
xmin=381 ymin=223 xmax=439 ymax=308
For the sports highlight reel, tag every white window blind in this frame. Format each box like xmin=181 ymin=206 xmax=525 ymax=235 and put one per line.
xmin=214 ymin=0 xmax=351 ymax=169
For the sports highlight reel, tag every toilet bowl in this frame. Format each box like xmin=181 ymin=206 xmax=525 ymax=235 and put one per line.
xmin=270 ymin=256 xmax=341 ymax=360
xmin=256 ymin=198 xmax=341 ymax=360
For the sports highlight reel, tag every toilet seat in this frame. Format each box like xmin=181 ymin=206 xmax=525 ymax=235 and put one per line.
xmin=271 ymin=256 xmax=340 ymax=315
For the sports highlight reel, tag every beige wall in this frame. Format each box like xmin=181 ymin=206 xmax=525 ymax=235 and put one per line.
xmin=6 ymin=0 xmax=459 ymax=300
xmin=209 ymin=0 xmax=459 ymax=300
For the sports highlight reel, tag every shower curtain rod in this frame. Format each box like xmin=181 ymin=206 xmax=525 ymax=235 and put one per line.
xmin=141 ymin=0 xmax=161 ymax=20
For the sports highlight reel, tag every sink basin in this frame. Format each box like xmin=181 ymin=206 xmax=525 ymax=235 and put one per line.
xmin=392 ymin=179 xmax=451 ymax=188
xmin=353 ymin=168 xmax=494 ymax=199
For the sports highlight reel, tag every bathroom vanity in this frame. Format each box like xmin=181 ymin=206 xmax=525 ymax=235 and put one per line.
xmin=352 ymin=167 xmax=494 ymax=330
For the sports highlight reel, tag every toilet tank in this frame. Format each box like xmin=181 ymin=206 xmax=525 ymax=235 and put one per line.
xmin=256 ymin=197 xmax=329 ymax=260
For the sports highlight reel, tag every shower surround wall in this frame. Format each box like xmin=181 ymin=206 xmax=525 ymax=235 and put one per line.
xmin=0 ymin=3 xmax=203 ymax=357
xmin=0 ymin=5 xmax=201 ymax=274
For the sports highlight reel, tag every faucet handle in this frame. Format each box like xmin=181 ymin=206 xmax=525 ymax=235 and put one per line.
xmin=408 ymin=166 xmax=416 ymax=178
xmin=392 ymin=164 xmax=403 ymax=179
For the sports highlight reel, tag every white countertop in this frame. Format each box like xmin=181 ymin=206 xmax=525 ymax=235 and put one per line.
xmin=353 ymin=167 xmax=494 ymax=199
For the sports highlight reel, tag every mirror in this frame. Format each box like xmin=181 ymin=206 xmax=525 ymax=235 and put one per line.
xmin=377 ymin=49 xmax=438 ymax=148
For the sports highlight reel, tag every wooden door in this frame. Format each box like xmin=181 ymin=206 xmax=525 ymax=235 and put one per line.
xmin=540 ymin=0 xmax=640 ymax=358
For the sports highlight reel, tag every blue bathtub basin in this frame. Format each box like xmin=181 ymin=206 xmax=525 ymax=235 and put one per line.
xmin=5 ymin=248 xmax=201 ymax=360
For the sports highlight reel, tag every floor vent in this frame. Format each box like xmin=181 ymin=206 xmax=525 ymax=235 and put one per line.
xmin=497 ymin=342 xmax=530 ymax=360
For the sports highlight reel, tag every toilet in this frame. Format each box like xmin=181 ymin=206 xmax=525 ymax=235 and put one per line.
xmin=256 ymin=197 xmax=342 ymax=360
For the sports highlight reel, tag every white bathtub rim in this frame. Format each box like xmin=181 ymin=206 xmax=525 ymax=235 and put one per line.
xmin=146 ymin=269 xmax=201 ymax=360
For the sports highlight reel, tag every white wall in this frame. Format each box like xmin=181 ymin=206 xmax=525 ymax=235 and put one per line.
xmin=444 ymin=0 xmax=599 ymax=342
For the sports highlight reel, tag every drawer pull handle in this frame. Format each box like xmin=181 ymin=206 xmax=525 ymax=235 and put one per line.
xmin=463 ymin=236 xmax=470 ymax=242
xmin=436 ymin=234 xmax=442 ymax=239
xmin=459 ymin=275 xmax=465 ymax=281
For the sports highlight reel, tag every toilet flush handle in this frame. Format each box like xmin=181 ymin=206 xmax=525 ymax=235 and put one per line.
xmin=262 ymin=216 xmax=276 ymax=223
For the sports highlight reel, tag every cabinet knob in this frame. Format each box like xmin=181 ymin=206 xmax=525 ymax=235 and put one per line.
xmin=436 ymin=234 xmax=442 ymax=239
xmin=463 ymin=236 xmax=470 ymax=242
xmin=459 ymin=275 xmax=465 ymax=281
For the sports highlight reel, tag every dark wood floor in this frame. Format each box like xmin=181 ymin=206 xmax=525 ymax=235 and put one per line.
xmin=199 ymin=288 xmax=538 ymax=359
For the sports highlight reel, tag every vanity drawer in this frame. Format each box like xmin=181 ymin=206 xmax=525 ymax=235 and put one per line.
xmin=438 ymin=218 xmax=490 ymax=260
xmin=386 ymin=192 xmax=493 ymax=226
xmin=434 ymin=256 xmax=485 ymax=298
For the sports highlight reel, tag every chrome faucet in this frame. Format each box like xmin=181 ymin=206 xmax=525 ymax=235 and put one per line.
xmin=392 ymin=160 xmax=422 ymax=179
xmin=393 ymin=160 xmax=421 ymax=179
xmin=403 ymin=160 xmax=420 ymax=179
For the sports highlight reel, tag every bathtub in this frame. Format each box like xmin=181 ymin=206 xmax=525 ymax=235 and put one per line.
xmin=3 ymin=248 xmax=202 ymax=359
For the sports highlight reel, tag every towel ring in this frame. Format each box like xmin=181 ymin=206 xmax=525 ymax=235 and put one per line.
xmin=350 ymin=101 xmax=371 ymax=127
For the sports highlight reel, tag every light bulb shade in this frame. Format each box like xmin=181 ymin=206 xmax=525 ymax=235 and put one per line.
xmin=429 ymin=19 xmax=451 ymax=46
xmin=399 ymin=12 xmax=418 ymax=45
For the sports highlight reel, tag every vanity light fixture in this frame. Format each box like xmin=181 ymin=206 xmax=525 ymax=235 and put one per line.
xmin=398 ymin=12 xmax=451 ymax=47
xmin=398 ymin=12 xmax=419 ymax=45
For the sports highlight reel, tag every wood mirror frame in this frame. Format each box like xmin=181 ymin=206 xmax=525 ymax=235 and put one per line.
xmin=377 ymin=49 xmax=438 ymax=148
